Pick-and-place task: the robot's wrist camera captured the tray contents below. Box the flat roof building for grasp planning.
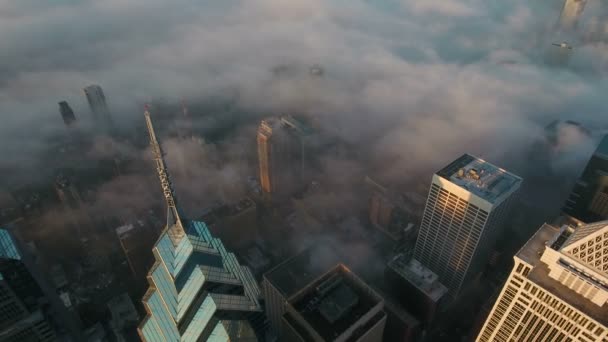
[414,154,522,297]
[476,219,608,341]
[386,255,447,325]
[263,245,341,336]
[282,264,386,342]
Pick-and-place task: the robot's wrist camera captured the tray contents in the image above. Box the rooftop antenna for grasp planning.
[144,105,186,245]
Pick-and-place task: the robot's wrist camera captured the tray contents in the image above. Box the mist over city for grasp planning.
[1,1,607,341]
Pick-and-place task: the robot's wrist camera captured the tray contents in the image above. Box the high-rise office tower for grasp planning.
[558,0,587,31]
[83,84,113,130]
[413,154,522,296]
[138,109,263,342]
[563,135,608,222]
[257,116,312,198]
[0,228,57,341]
[58,101,76,126]
[476,219,608,342]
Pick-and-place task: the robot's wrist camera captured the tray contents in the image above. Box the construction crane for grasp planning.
[144,106,186,245]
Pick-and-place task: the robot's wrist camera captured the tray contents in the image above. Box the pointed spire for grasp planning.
[144,106,186,246]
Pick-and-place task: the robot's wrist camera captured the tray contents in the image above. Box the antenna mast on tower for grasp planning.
[144,106,186,245]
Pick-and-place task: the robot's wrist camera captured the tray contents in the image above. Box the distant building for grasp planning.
[58,101,76,126]
[0,228,59,341]
[257,116,313,199]
[558,0,587,31]
[413,154,522,297]
[108,293,140,342]
[563,135,608,222]
[385,255,448,326]
[199,197,257,250]
[138,110,263,341]
[115,223,156,279]
[54,172,83,210]
[365,177,415,241]
[83,84,113,130]
[476,219,608,341]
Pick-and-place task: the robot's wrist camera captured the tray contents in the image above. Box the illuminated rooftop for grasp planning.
[437,154,522,204]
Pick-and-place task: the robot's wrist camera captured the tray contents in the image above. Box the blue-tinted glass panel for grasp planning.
[0,229,20,260]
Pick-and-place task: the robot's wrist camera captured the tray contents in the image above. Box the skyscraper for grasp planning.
[558,0,587,31]
[0,228,57,341]
[257,116,312,198]
[138,109,263,342]
[83,84,113,130]
[58,101,76,126]
[413,154,522,296]
[476,219,608,341]
[563,135,608,222]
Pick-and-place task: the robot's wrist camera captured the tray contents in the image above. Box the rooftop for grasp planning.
[280,115,314,135]
[288,265,383,341]
[264,245,340,298]
[115,224,135,237]
[387,255,448,302]
[516,223,608,326]
[437,154,522,204]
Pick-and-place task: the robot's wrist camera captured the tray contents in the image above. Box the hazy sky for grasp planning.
[1,0,608,197]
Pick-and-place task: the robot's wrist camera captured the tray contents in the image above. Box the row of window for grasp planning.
[478,264,606,342]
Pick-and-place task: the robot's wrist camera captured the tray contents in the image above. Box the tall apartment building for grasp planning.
[138,110,263,342]
[83,84,113,130]
[558,0,587,31]
[58,101,76,126]
[413,154,522,296]
[476,219,608,342]
[563,135,608,222]
[257,116,312,199]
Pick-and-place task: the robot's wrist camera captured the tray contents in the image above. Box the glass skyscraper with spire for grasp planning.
[138,109,262,342]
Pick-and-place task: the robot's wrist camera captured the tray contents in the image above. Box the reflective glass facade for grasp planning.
[138,219,262,342]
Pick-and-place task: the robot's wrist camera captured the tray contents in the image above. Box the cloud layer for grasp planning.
[2,0,608,221]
